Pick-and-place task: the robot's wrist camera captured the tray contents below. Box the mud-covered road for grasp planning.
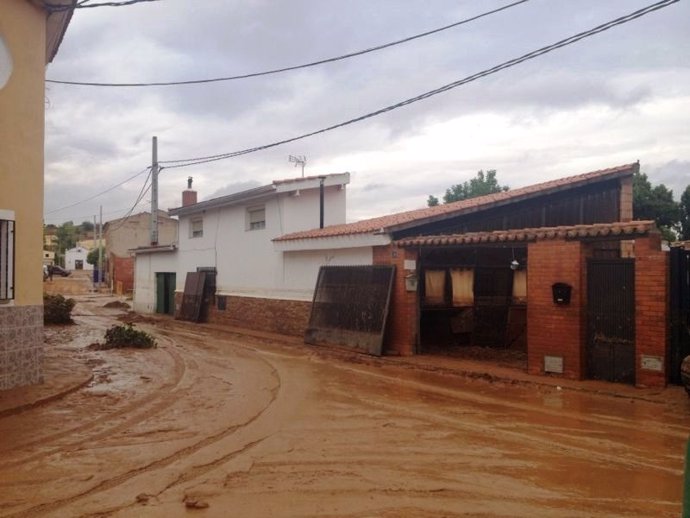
[0,296,687,517]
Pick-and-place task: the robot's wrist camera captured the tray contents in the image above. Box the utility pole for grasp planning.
[98,205,103,289]
[150,136,159,246]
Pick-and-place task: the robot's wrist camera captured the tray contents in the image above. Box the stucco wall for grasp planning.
[175,187,349,299]
[105,212,178,258]
[0,1,45,306]
[133,251,178,313]
[65,247,93,270]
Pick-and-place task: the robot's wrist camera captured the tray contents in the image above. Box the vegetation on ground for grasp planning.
[43,294,76,324]
[97,324,157,349]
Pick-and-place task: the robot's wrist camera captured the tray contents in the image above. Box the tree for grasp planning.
[87,246,104,266]
[680,185,690,240]
[55,221,77,256]
[632,171,680,241]
[428,169,508,206]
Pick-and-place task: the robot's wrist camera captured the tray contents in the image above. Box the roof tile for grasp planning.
[275,163,638,242]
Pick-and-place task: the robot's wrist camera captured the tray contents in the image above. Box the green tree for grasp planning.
[55,221,77,264]
[679,185,690,240]
[86,246,104,266]
[428,169,508,206]
[632,171,680,241]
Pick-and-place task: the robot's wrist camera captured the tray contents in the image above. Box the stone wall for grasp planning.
[0,305,43,390]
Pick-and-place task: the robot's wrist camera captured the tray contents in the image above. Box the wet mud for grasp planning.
[0,295,687,517]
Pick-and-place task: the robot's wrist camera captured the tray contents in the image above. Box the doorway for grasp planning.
[155,272,176,315]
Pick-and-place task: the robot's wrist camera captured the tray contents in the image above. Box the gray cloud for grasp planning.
[43,0,690,225]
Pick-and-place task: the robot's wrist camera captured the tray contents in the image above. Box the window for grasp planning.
[0,215,15,301]
[190,217,203,238]
[247,207,266,231]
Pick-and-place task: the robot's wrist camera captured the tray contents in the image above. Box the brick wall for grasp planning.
[373,244,418,356]
[634,234,668,387]
[112,256,134,294]
[527,240,585,379]
[175,292,311,337]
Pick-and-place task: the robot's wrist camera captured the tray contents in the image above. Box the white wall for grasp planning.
[175,185,355,301]
[65,247,93,271]
[133,251,177,313]
[282,247,373,300]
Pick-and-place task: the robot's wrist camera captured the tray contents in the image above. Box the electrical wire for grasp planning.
[104,179,152,233]
[159,0,678,170]
[45,0,529,87]
[41,0,160,13]
[44,166,151,215]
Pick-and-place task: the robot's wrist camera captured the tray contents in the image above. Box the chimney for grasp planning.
[182,176,197,207]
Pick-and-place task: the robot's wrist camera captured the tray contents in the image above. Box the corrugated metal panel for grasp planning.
[305,265,395,356]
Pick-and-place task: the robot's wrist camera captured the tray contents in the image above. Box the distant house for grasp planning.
[0,0,73,390]
[65,246,93,271]
[104,211,177,295]
[134,163,676,389]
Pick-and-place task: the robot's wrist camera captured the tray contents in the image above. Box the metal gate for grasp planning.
[670,247,690,384]
[305,265,395,355]
[586,259,635,384]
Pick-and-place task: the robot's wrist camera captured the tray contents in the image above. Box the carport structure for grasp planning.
[383,220,666,387]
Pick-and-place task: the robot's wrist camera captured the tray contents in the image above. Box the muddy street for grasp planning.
[0,296,687,517]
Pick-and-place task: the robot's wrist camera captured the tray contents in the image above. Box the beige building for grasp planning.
[0,0,74,390]
[104,211,177,294]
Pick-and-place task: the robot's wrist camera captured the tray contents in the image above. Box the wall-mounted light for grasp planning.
[510,259,520,270]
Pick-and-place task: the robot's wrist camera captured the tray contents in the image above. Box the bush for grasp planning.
[44,294,76,324]
[102,324,156,349]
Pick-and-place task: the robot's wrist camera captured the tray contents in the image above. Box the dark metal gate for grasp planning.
[305,265,395,355]
[586,259,635,384]
[670,247,690,384]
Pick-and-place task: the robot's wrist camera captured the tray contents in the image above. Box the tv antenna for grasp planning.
[289,155,307,177]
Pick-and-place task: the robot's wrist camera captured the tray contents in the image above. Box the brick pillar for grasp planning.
[373,244,418,356]
[634,234,668,387]
[527,239,585,379]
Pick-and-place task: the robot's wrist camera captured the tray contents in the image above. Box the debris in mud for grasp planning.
[89,324,157,350]
[184,498,210,509]
[103,300,131,309]
[136,493,153,504]
[118,311,156,325]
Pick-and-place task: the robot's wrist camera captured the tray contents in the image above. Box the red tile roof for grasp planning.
[396,220,656,247]
[275,163,638,242]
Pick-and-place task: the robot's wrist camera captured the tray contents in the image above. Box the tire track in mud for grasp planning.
[0,333,187,469]
[4,332,284,518]
[324,373,682,477]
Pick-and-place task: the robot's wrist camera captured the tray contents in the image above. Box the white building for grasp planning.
[132,173,371,330]
[65,246,93,271]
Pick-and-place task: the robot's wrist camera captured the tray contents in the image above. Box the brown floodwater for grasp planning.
[0,296,686,517]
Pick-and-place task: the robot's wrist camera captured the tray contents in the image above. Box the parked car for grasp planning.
[49,265,71,277]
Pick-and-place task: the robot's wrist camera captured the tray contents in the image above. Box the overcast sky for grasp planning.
[43,0,690,226]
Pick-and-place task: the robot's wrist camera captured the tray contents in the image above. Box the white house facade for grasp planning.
[65,246,93,271]
[133,173,381,333]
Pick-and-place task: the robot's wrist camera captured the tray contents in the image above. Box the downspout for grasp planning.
[319,176,326,229]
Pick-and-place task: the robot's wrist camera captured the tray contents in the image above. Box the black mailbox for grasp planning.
[552,283,572,305]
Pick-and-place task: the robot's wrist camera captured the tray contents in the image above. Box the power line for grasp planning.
[41,0,160,13]
[46,0,529,87]
[44,167,151,215]
[160,0,678,170]
[104,172,153,232]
